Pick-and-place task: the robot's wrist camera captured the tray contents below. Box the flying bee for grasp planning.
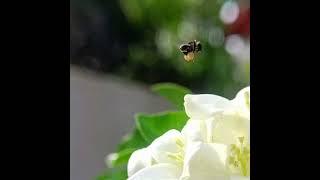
[179,40,202,61]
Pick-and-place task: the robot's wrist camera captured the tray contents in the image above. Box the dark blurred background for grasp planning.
[70,0,249,179]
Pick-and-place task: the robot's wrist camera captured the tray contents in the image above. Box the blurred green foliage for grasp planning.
[116,0,245,98]
[135,111,189,144]
[96,168,127,180]
[151,83,192,110]
[71,0,250,98]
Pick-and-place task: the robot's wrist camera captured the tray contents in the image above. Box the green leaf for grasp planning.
[108,148,136,168]
[151,83,192,110]
[117,128,148,152]
[135,111,189,143]
[106,128,148,168]
[96,168,127,180]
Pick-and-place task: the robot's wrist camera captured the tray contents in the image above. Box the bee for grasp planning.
[179,40,202,61]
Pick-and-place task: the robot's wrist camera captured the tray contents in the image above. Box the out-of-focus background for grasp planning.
[70,0,249,179]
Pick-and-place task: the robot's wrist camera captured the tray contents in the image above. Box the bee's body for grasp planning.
[179,40,202,61]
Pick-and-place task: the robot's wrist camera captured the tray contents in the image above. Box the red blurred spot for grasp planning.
[226,7,250,37]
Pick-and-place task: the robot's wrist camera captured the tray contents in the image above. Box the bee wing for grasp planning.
[179,44,191,52]
[179,43,189,49]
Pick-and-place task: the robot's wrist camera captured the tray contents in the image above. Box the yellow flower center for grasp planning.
[166,137,185,164]
[228,137,250,176]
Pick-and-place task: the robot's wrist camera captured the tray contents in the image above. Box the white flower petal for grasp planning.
[211,112,250,145]
[231,86,250,117]
[149,130,184,165]
[184,94,231,119]
[181,119,208,143]
[230,176,250,180]
[128,148,152,177]
[128,163,181,180]
[234,86,250,105]
[181,142,229,180]
[204,118,217,143]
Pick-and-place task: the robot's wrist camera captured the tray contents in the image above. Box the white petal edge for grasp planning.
[231,86,250,117]
[184,94,231,119]
[181,142,229,180]
[230,175,250,180]
[128,163,181,180]
[127,148,152,177]
[149,129,184,165]
[181,119,208,143]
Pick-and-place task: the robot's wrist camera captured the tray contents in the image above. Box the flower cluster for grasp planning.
[127,86,250,180]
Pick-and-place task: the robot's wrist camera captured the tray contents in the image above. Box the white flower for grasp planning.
[127,86,250,180]
[182,87,250,144]
[184,86,250,121]
[127,148,153,177]
[127,130,230,180]
[182,86,250,177]
[127,130,184,179]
